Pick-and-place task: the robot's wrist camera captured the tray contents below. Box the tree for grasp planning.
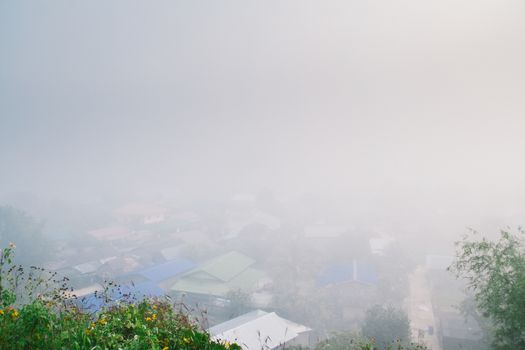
[224,289,252,319]
[361,305,410,349]
[0,206,48,265]
[449,228,525,349]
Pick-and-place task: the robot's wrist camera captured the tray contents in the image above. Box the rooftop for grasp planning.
[209,310,311,350]
[138,258,196,282]
[317,260,378,287]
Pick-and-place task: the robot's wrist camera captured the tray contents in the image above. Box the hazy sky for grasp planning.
[1,1,525,217]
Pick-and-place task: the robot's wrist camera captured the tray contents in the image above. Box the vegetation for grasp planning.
[0,206,49,265]
[224,289,252,319]
[314,332,429,350]
[361,305,411,349]
[0,245,240,350]
[313,305,425,350]
[450,228,525,350]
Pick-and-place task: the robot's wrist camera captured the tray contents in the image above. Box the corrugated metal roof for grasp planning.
[209,310,268,335]
[160,246,183,260]
[76,282,164,313]
[195,251,255,282]
[171,267,265,297]
[209,310,311,350]
[113,281,165,300]
[138,258,196,282]
[317,260,377,287]
[73,260,101,274]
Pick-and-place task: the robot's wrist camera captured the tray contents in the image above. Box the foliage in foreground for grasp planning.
[450,228,525,350]
[0,245,239,350]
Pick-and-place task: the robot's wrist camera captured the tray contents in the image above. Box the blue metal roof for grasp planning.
[317,260,378,287]
[76,293,104,314]
[76,282,165,313]
[112,281,165,300]
[138,258,196,282]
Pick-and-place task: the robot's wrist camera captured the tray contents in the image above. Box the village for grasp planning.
[37,193,483,350]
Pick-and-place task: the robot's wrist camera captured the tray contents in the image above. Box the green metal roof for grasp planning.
[171,267,265,297]
[169,251,264,297]
[187,251,255,282]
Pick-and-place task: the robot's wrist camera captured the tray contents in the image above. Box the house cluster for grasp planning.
[43,196,400,349]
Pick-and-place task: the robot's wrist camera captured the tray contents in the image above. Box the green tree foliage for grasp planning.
[361,305,410,349]
[450,228,525,349]
[224,289,252,319]
[0,206,48,265]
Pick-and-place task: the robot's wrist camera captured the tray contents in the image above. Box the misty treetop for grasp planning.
[450,228,525,350]
[0,206,49,265]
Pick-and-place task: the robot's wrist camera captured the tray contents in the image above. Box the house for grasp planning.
[171,251,269,299]
[152,211,202,233]
[316,260,378,329]
[96,255,143,277]
[369,236,395,256]
[138,258,196,286]
[209,310,312,350]
[317,260,378,287]
[75,281,165,313]
[224,210,281,240]
[73,260,102,275]
[159,245,183,261]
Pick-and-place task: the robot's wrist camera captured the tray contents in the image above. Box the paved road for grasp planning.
[407,266,441,350]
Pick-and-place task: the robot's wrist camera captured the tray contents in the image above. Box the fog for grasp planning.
[1,0,525,347]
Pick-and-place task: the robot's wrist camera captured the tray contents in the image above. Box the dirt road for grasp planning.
[407,266,441,350]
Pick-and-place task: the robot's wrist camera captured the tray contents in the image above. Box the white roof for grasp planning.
[73,261,101,274]
[65,283,103,298]
[369,236,394,256]
[160,245,182,260]
[209,310,311,350]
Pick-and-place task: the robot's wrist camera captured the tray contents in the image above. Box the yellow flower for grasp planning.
[0,309,4,315]
[223,340,231,349]
[86,329,92,335]
[162,347,168,350]
[152,314,157,320]
[11,310,19,318]
[183,337,191,344]
[145,317,152,322]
